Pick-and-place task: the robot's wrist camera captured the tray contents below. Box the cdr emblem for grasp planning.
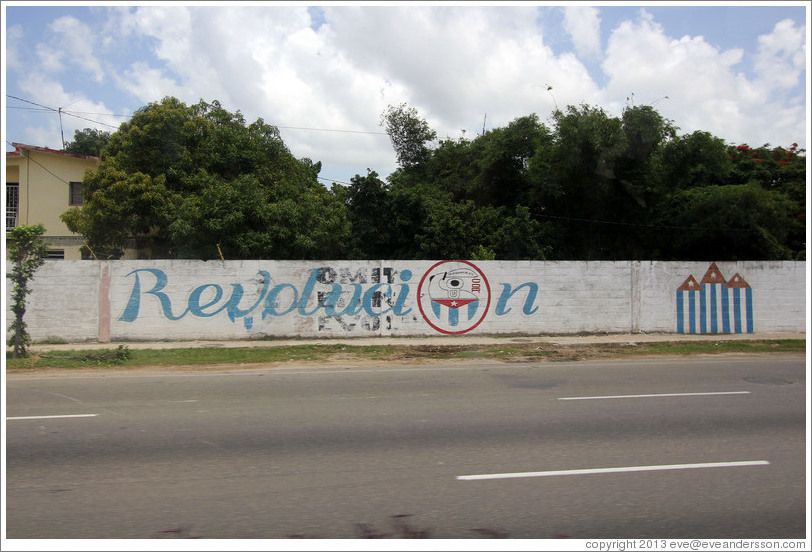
[417,260,491,335]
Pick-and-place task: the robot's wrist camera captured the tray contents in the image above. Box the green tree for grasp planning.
[62,97,349,259]
[531,103,632,259]
[380,113,554,260]
[427,114,553,209]
[662,183,799,260]
[416,199,498,259]
[378,101,803,262]
[658,130,731,191]
[63,127,112,157]
[381,103,437,169]
[725,142,806,259]
[383,176,443,259]
[342,170,394,259]
[6,224,50,358]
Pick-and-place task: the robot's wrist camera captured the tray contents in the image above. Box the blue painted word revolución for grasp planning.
[118,267,540,325]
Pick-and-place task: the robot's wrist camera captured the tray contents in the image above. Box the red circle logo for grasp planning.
[417,260,491,334]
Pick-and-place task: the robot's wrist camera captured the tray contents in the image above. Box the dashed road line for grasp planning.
[7,414,98,421]
[557,391,750,401]
[457,460,770,481]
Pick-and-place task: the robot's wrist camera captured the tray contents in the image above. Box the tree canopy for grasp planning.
[63,128,111,157]
[63,97,805,261]
[62,97,349,260]
[375,102,805,261]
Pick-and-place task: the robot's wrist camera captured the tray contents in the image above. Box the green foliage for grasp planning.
[662,183,800,260]
[6,224,50,358]
[37,345,132,366]
[381,103,437,169]
[342,171,395,259]
[382,101,803,261]
[63,128,112,157]
[62,97,349,259]
[658,131,731,190]
[470,245,496,261]
[60,96,805,262]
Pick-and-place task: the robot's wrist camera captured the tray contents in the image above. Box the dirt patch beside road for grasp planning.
[8,340,804,377]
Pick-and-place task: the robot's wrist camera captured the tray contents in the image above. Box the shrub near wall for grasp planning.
[6,260,806,343]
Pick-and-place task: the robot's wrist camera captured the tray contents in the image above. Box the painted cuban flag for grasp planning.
[427,268,482,329]
[430,297,481,328]
[699,262,727,334]
[725,273,754,334]
[676,275,702,334]
[677,263,753,334]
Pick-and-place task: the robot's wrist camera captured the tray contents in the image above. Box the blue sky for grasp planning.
[3,3,808,187]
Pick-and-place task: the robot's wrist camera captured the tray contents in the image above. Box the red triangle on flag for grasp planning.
[677,275,701,291]
[432,298,477,310]
[700,262,727,284]
[725,273,751,288]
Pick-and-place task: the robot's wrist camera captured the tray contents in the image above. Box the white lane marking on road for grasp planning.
[457,460,770,481]
[6,414,98,420]
[557,391,751,401]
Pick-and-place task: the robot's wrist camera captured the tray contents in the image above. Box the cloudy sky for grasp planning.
[3,2,808,187]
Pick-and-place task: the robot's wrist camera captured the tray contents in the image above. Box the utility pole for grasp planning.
[59,107,65,149]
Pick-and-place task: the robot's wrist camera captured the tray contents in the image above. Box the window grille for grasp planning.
[69,182,84,205]
[6,182,19,230]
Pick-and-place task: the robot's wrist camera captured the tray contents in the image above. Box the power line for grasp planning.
[60,110,120,129]
[7,136,353,187]
[317,176,352,186]
[6,94,388,136]
[5,140,74,185]
[533,211,754,234]
[276,125,386,136]
[59,110,130,118]
[6,95,57,113]
[6,106,53,113]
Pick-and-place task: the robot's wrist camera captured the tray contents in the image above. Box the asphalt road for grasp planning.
[5,355,807,540]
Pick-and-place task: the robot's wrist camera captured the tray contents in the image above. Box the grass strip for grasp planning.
[5,339,805,371]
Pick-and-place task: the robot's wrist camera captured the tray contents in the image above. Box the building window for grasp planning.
[69,181,84,205]
[46,249,65,260]
[6,182,19,230]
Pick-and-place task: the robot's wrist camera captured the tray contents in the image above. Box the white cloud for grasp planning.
[598,9,807,148]
[35,43,65,74]
[563,6,602,60]
[47,16,105,82]
[602,11,742,102]
[115,61,189,104]
[753,18,806,90]
[7,5,805,178]
[319,6,596,135]
[127,7,193,68]
[16,73,121,149]
[5,24,25,68]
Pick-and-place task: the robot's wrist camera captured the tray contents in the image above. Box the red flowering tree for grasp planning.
[726,142,806,258]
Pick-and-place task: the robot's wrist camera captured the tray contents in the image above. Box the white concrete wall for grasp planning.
[4,260,101,342]
[5,260,806,343]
